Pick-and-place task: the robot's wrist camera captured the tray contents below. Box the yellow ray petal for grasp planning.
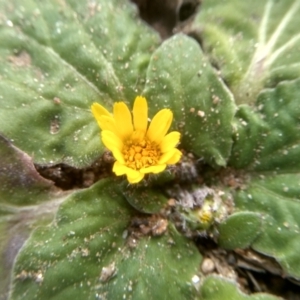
[91,103,111,119]
[97,115,117,133]
[113,161,129,175]
[133,96,148,132]
[112,148,125,164]
[113,102,133,140]
[127,172,145,184]
[158,148,179,164]
[101,130,123,151]
[130,129,145,142]
[165,148,182,164]
[113,162,144,183]
[140,164,166,174]
[125,168,140,178]
[160,131,181,153]
[147,109,173,144]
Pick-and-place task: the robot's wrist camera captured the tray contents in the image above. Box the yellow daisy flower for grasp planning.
[91,96,182,183]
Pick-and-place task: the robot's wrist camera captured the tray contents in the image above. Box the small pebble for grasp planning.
[201,258,215,274]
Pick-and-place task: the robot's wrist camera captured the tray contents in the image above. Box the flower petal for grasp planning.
[160,131,181,153]
[101,130,123,151]
[127,172,145,184]
[130,129,145,141]
[97,115,117,133]
[112,148,125,164]
[165,149,182,164]
[91,103,114,131]
[91,103,111,119]
[113,162,144,183]
[113,102,133,140]
[140,164,166,174]
[147,109,173,143]
[113,161,130,175]
[133,96,148,132]
[158,148,180,164]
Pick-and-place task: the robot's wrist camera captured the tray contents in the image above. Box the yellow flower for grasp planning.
[91,96,182,183]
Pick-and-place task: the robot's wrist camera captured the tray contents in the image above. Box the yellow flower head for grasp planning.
[91,96,182,183]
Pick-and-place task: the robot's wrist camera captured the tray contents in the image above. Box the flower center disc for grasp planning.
[122,137,161,170]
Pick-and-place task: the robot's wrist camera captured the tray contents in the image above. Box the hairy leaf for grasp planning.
[235,174,300,279]
[0,0,159,167]
[144,34,236,166]
[197,0,300,104]
[199,275,281,300]
[10,179,202,300]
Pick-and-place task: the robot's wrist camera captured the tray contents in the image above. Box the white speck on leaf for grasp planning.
[6,20,13,27]
[100,262,116,283]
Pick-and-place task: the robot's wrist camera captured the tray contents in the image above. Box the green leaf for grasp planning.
[217,212,262,250]
[230,79,300,171]
[97,228,201,300]
[227,43,300,279]
[0,134,54,206]
[10,179,202,300]
[121,184,169,214]
[0,134,64,299]
[199,275,281,300]
[0,0,159,167]
[196,0,300,104]
[235,174,300,279]
[143,34,236,167]
[10,179,134,300]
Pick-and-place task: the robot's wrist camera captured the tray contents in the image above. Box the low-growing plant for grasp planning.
[1,0,300,299]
